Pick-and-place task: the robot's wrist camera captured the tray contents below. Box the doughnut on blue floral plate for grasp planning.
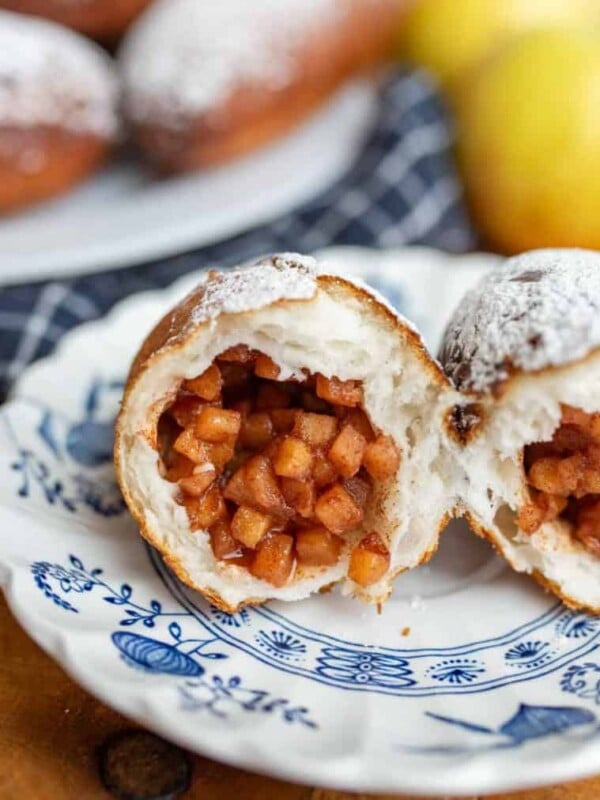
[2,246,600,796]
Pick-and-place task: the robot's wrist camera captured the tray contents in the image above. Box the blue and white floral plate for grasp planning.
[2,247,600,797]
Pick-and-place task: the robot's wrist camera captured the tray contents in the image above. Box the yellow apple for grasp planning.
[456,28,600,253]
[401,0,599,90]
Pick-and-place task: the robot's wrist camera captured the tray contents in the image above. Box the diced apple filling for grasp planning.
[296,528,343,566]
[348,533,391,587]
[519,404,600,556]
[157,349,401,588]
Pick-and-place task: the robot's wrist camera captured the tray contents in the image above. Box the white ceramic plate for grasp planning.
[3,247,600,797]
[0,82,376,287]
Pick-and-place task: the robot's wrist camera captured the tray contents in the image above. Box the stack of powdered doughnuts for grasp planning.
[0,0,404,212]
[115,247,600,616]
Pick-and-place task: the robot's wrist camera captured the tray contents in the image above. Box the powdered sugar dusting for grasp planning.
[441,249,600,392]
[179,254,318,335]
[119,0,342,128]
[0,10,118,136]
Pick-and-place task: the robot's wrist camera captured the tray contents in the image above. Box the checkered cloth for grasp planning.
[0,72,475,402]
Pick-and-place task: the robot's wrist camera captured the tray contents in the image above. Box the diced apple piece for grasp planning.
[250,533,295,587]
[328,424,366,478]
[315,483,363,534]
[240,412,273,449]
[209,519,244,560]
[518,493,567,534]
[296,527,342,567]
[270,408,298,434]
[169,395,205,428]
[218,344,256,363]
[528,453,585,495]
[312,454,338,487]
[316,374,362,407]
[245,455,289,517]
[184,485,226,530]
[273,436,313,480]
[577,467,600,496]
[173,428,211,464]
[552,424,592,452]
[281,477,315,518]
[194,407,241,443]
[348,533,390,587]
[362,434,401,480]
[179,464,216,496]
[293,411,337,448]
[517,501,545,535]
[184,364,222,401]
[225,455,288,517]
[231,506,272,549]
[344,408,375,442]
[208,439,236,472]
[163,451,195,482]
[256,383,292,410]
[223,464,252,507]
[255,354,281,380]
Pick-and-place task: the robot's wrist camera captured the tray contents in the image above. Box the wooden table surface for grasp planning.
[1,596,599,799]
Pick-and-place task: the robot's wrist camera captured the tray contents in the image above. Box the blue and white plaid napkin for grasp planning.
[0,72,474,402]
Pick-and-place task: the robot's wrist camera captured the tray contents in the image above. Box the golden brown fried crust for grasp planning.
[0,126,111,213]
[463,509,600,616]
[114,265,449,611]
[127,0,404,173]
[0,0,153,40]
[126,280,209,382]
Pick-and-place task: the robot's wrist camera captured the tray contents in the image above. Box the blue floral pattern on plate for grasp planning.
[28,549,600,752]
[30,554,317,729]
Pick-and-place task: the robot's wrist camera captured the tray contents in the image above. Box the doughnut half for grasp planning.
[441,248,600,613]
[115,254,455,611]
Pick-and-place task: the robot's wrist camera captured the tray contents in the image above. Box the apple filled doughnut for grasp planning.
[0,0,153,40]
[440,248,600,613]
[115,254,455,611]
[0,11,119,213]
[119,0,402,173]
